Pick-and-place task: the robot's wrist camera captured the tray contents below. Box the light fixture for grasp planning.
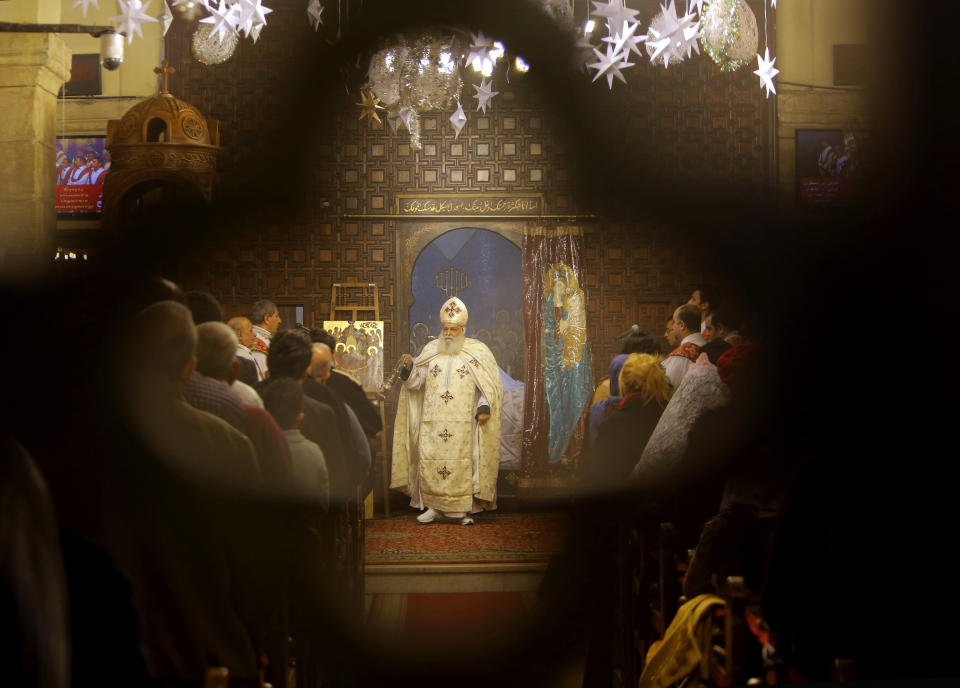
[515,56,530,73]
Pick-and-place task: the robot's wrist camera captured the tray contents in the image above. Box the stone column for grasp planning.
[0,33,71,283]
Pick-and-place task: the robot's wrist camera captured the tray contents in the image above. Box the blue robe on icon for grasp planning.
[543,290,592,463]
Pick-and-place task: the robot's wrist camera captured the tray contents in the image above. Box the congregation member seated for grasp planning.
[194,321,293,489]
[307,343,371,491]
[261,330,355,502]
[115,300,268,685]
[590,331,660,405]
[261,378,330,510]
[682,343,785,599]
[586,354,628,445]
[584,353,672,492]
[309,328,383,437]
[631,344,732,541]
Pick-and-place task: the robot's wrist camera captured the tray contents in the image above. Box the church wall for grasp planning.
[164,0,772,388]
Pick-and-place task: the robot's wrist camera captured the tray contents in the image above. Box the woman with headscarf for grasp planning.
[584,353,673,491]
[586,353,628,447]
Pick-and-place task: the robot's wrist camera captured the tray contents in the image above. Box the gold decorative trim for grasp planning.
[396,193,544,217]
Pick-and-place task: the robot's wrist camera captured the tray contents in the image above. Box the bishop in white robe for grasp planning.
[391,297,503,525]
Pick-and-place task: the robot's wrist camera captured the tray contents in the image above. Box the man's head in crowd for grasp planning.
[688,285,719,320]
[664,318,679,348]
[128,301,197,388]
[705,304,741,343]
[261,378,303,431]
[700,339,733,365]
[227,316,256,349]
[672,304,701,341]
[266,330,313,381]
[195,322,240,382]
[252,300,281,334]
[310,343,334,382]
[308,328,337,350]
[184,291,223,325]
[621,331,661,356]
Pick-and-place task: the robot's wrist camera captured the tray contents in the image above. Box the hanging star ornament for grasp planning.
[602,19,645,59]
[160,0,173,36]
[472,77,499,114]
[770,0,776,7]
[199,0,238,44]
[449,101,467,139]
[72,0,99,18]
[754,47,779,97]
[357,89,386,125]
[398,106,416,131]
[306,0,323,31]
[465,31,495,69]
[233,0,272,40]
[644,0,698,68]
[587,41,634,89]
[110,0,158,43]
[590,0,639,34]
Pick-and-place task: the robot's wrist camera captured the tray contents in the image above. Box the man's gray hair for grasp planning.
[195,321,239,380]
[251,299,276,326]
[129,300,196,381]
[311,342,333,378]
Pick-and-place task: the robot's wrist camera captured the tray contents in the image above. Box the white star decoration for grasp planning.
[233,0,271,40]
[754,47,779,97]
[199,0,238,44]
[587,41,634,89]
[590,0,639,34]
[771,0,777,7]
[466,31,495,69]
[449,101,467,138]
[306,0,323,31]
[110,0,158,43]
[72,0,100,18]
[602,19,645,59]
[472,77,499,114]
[398,106,416,131]
[644,0,699,68]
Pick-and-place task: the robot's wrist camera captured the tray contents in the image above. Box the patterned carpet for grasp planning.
[365,512,569,564]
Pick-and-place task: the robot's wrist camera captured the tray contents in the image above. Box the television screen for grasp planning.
[56,136,109,216]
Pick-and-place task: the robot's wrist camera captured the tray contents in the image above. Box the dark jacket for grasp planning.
[326,369,382,435]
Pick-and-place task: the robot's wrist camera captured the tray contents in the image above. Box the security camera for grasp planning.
[99,30,124,71]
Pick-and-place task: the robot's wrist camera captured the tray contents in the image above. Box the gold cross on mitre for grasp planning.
[154,60,176,94]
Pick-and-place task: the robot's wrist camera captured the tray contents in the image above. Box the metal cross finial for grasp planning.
[154,60,176,94]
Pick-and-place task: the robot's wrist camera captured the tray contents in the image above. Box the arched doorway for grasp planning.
[407,227,524,380]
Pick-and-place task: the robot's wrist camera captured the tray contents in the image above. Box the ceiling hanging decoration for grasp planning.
[191,20,238,64]
[753,0,778,97]
[364,31,463,150]
[700,0,759,72]
[644,0,699,68]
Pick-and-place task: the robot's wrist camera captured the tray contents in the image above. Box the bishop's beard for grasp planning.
[439,332,466,355]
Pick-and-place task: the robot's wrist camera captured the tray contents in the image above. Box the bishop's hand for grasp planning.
[477,413,490,425]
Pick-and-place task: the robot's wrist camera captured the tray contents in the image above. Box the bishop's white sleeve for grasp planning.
[403,362,427,390]
[475,391,490,413]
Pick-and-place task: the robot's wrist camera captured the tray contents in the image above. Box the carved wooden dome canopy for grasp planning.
[110,91,218,147]
[102,62,221,229]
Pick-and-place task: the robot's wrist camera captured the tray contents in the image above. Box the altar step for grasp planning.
[365,560,547,595]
